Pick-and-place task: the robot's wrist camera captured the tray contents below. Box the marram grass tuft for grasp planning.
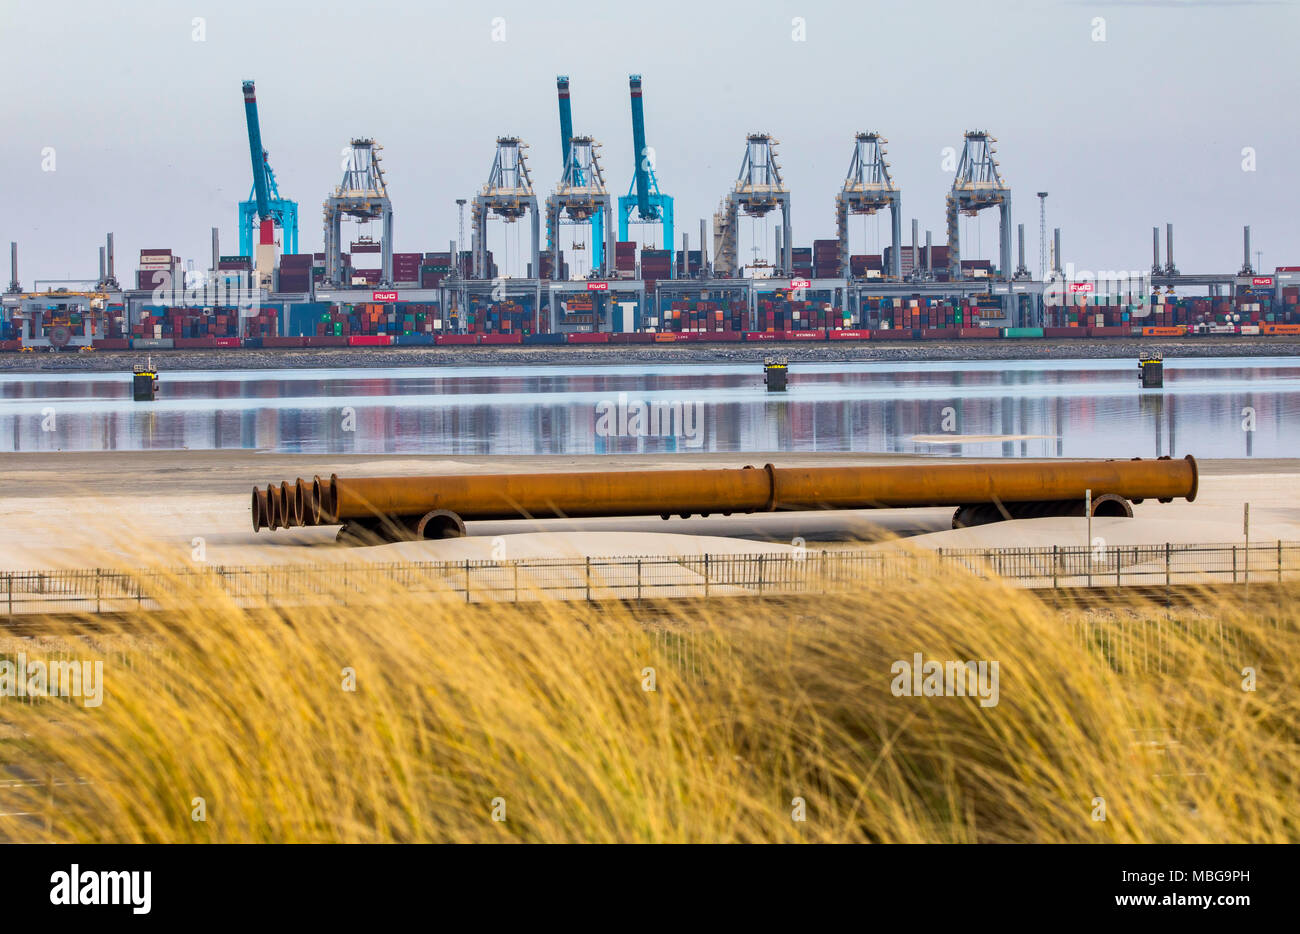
[0,562,1295,843]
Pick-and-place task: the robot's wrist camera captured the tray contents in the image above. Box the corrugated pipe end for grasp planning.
[265,484,280,531]
[251,487,267,532]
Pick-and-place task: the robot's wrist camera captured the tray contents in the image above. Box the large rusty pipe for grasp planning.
[253,457,1197,532]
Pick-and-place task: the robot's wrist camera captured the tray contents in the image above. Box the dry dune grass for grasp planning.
[0,560,1295,843]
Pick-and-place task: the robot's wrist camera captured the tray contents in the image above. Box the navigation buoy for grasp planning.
[132,357,159,401]
[1138,351,1164,389]
[764,356,788,392]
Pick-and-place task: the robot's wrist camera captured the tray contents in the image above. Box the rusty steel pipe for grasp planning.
[252,457,1197,533]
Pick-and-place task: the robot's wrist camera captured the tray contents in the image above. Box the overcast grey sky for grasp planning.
[3,0,1297,283]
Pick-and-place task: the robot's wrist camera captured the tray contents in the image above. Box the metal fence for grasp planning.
[2,542,1298,618]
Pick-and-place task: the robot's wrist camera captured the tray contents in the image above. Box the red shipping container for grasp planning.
[565,332,611,343]
[742,331,778,342]
[828,329,871,341]
[479,333,523,344]
[781,329,827,341]
[435,334,480,346]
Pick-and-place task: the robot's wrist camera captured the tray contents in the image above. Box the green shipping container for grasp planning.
[1002,327,1045,339]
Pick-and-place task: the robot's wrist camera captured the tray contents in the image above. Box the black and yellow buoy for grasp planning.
[764,356,788,392]
[1138,351,1163,389]
[132,359,159,401]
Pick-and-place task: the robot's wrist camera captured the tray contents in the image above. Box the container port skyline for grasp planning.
[1,0,1297,871]
[4,0,1297,284]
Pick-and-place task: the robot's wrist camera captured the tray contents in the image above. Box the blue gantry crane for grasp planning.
[617,75,673,250]
[238,80,299,258]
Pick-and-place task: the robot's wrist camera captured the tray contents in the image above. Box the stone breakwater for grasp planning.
[0,337,1296,374]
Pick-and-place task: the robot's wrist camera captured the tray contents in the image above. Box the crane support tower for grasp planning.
[238,81,299,259]
[546,135,615,277]
[472,137,541,279]
[617,75,674,250]
[945,131,1012,282]
[713,133,791,277]
[836,132,900,279]
[323,139,393,286]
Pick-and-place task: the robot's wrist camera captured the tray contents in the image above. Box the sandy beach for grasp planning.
[0,450,1294,570]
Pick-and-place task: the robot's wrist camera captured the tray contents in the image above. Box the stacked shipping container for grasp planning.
[278,254,312,293]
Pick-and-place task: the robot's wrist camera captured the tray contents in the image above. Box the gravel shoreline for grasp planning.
[1,336,1296,373]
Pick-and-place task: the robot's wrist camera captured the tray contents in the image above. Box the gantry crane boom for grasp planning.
[242,81,272,222]
[629,75,653,219]
[617,75,674,251]
[557,76,575,173]
[237,80,298,258]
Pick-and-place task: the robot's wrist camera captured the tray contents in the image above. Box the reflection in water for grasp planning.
[1,357,1296,458]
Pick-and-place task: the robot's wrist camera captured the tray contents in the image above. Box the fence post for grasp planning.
[1116,546,1121,588]
[95,568,101,614]
[1280,541,1284,584]
[704,553,710,599]
[584,557,591,603]
[1165,542,1171,589]
[758,554,765,596]
[636,559,642,602]
[513,561,519,603]
[1052,545,1058,588]
[1232,546,1238,584]
[465,559,471,603]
